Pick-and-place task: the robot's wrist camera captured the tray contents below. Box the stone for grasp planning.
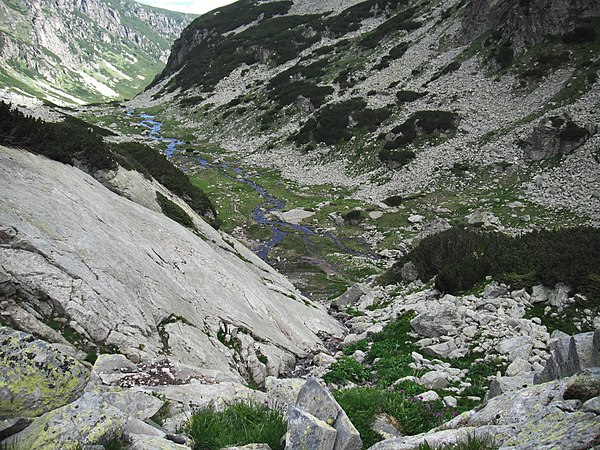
[124,417,166,439]
[582,397,600,414]
[505,358,532,377]
[314,353,337,367]
[548,283,571,307]
[221,445,272,450]
[482,282,508,298]
[423,341,455,359]
[331,284,376,310]
[0,327,89,419]
[408,214,424,223]
[496,336,533,362]
[563,369,600,402]
[351,350,366,364]
[525,115,591,161]
[416,391,440,402]
[419,371,450,389]
[296,377,343,425]
[285,406,336,450]
[443,396,457,408]
[295,378,361,450]
[411,309,465,338]
[7,392,127,448]
[465,210,500,229]
[0,417,32,441]
[0,271,16,296]
[273,208,315,225]
[100,389,165,421]
[128,435,191,449]
[265,377,305,414]
[400,261,419,282]
[146,381,267,411]
[367,427,500,450]
[488,373,535,398]
[530,285,552,303]
[372,413,402,440]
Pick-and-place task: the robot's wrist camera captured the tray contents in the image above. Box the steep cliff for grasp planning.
[0,0,194,105]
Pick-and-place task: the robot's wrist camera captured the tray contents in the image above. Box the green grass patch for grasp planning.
[184,402,286,450]
[334,386,458,448]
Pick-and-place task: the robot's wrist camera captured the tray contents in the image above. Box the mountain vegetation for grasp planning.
[0,101,216,223]
[0,0,194,105]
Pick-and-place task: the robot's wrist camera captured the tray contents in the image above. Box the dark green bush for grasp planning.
[359,7,419,49]
[383,195,403,206]
[0,101,115,170]
[559,120,589,142]
[494,42,514,69]
[112,142,216,224]
[381,227,600,303]
[156,192,196,230]
[343,209,364,223]
[563,26,598,44]
[379,149,416,167]
[396,90,426,103]
[293,98,389,145]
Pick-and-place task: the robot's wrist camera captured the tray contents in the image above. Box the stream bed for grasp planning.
[131,112,367,263]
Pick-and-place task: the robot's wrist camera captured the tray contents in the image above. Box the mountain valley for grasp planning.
[1,0,600,449]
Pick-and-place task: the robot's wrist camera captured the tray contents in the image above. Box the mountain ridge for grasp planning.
[0,0,195,105]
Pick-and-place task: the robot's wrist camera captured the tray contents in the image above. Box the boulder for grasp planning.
[331,284,376,310]
[525,115,592,161]
[488,373,535,398]
[496,336,533,362]
[0,327,89,419]
[505,358,532,377]
[294,378,361,450]
[0,145,344,379]
[410,309,465,338]
[7,392,127,449]
[285,406,336,450]
[128,435,191,449]
[265,377,305,414]
[372,413,402,440]
[419,371,450,389]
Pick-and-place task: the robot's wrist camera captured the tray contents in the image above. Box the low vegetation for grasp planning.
[0,102,216,225]
[293,98,391,145]
[156,191,196,230]
[184,402,286,450]
[382,227,600,304]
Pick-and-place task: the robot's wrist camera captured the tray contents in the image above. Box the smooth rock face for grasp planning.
[0,327,89,419]
[8,392,127,449]
[285,406,337,450]
[0,146,343,378]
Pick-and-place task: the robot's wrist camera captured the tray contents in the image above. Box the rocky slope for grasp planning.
[0,0,194,105]
[0,144,344,384]
[136,0,599,230]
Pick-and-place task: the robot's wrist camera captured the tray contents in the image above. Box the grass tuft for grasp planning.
[185,402,286,450]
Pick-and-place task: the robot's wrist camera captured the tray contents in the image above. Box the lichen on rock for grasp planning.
[0,327,89,419]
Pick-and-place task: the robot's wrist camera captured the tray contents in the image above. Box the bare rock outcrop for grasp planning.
[0,146,344,381]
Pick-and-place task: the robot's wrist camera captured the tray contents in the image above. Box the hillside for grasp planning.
[0,0,194,105]
[81,0,600,299]
[1,0,600,448]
